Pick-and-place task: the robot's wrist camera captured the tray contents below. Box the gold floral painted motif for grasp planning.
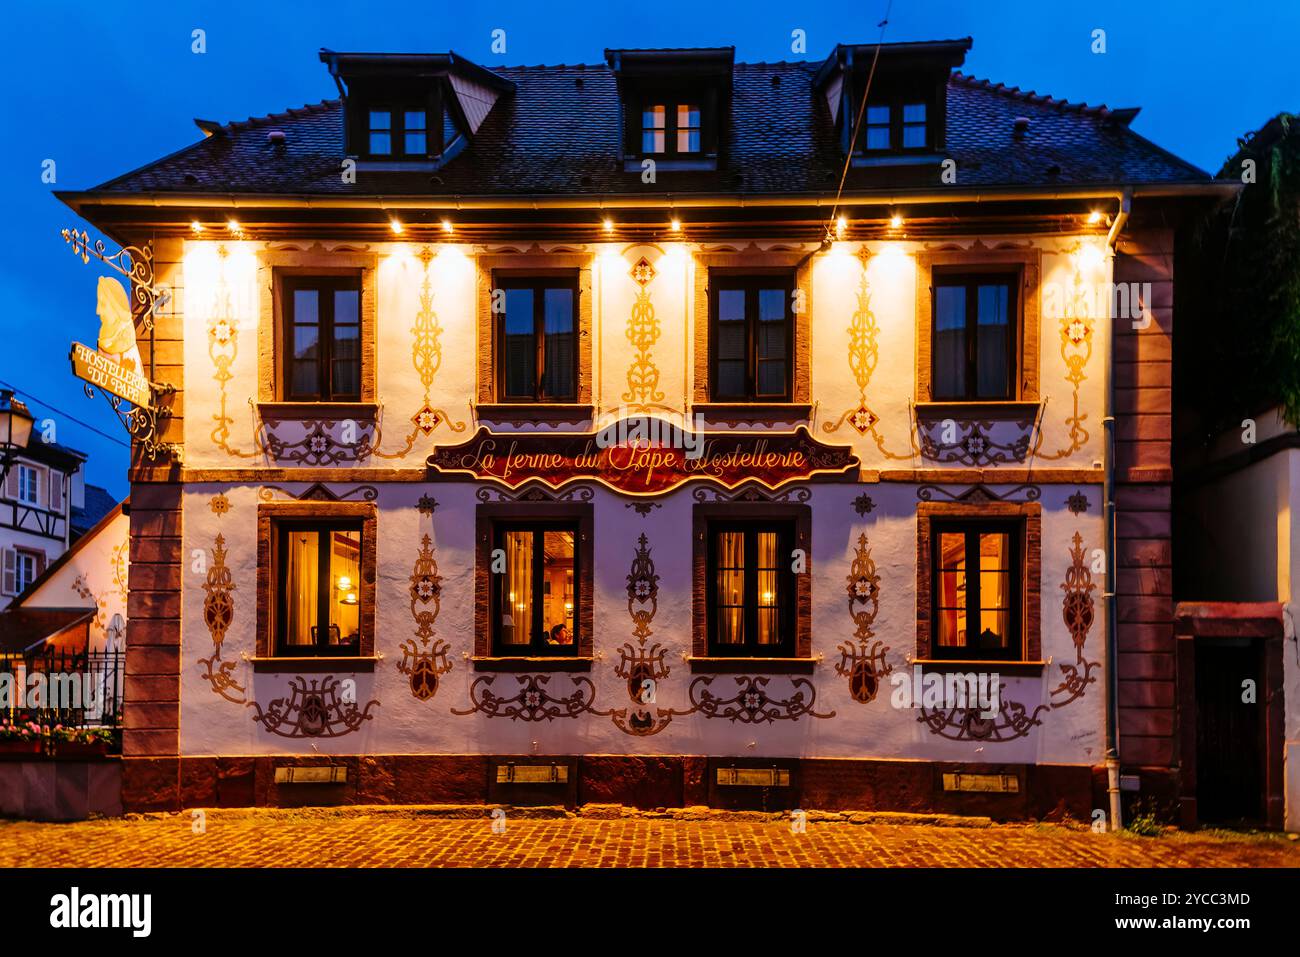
[822,246,918,460]
[621,256,666,410]
[1032,256,1094,460]
[197,532,246,705]
[609,531,673,736]
[398,533,453,702]
[836,532,892,705]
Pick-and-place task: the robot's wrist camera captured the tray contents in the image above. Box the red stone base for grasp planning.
[122,754,1101,822]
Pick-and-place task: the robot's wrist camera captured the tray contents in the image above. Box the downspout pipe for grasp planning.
[1103,189,1132,831]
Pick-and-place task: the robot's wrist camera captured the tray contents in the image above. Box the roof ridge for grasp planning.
[225,98,341,130]
[951,71,1119,116]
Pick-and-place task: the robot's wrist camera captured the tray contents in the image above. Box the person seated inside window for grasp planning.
[547,623,572,646]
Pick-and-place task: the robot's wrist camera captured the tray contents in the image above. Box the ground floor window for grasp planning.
[931,521,1022,660]
[492,522,579,655]
[256,501,376,660]
[706,520,796,657]
[916,501,1041,663]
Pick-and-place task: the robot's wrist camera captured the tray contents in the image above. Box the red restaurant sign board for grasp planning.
[426,420,860,495]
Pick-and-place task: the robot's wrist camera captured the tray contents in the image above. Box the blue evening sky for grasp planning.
[2,0,1295,499]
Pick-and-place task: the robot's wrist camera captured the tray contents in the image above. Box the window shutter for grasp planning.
[3,465,16,499]
[623,91,640,156]
[1,548,15,596]
[50,472,63,512]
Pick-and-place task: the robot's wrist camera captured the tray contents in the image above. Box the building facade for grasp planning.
[57,40,1233,819]
[1,437,92,610]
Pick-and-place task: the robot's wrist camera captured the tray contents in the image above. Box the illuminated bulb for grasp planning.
[390,218,404,235]
[836,215,847,238]
[889,214,903,230]
[227,219,242,236]
[337,575,353,591]
[1087,210,1103,224]
[342,591,358,606]
[603,217,614,233]
[190,221,203,234]
[762,592,773,603]
[670,217,681,231]
[441,219,453,234]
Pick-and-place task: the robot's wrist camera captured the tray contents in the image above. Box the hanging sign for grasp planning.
[69,342,152,408]
[426,418,859,495]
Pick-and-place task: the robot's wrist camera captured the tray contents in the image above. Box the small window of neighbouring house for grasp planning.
[859,96,931,153]
[932,522,1022,661]
[706,520,796,657]
[931,272,1018,401]
[495,275,578,402]
[641,100,703,156]
[281,274,362,402]
[902,102,927,148]
[865,104,891,150]
[14,550,40,593]
[492,522,579,656]
[276,520,364,657]
[17,465,40,506]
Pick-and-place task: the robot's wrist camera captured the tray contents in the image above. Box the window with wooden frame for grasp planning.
[15,464,40,506]
[706,520,797,658]
[930,270,1019,401]
[709,272,794,402]
[494,274,579,403]
[281,275,362,402]
[915,249,1040,405]
[474,502,593,668]
[366,106,431,158]
[641,100,704,155]
[275,519,364,657]
[490,521,580,657]
[930,520,1022,661]
[852,76,938,155]
[256,502,377,665]
[2,546,44,596]
[915,500,1041,666]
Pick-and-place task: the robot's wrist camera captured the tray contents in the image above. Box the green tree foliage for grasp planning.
[1185,114,1300,430]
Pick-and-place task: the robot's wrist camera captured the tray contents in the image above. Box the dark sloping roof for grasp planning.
[70,484,118,541]
[86,58,1210,199]
[0,608,93,656]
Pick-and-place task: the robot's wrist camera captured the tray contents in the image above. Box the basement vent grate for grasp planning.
[274,766,347,785]
[716,768,791,788]
[495,763,569,784]
[942,772,1019,793]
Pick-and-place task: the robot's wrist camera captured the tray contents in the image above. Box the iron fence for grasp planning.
[1,647,124,731]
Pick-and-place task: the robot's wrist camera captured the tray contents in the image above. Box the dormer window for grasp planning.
[319,49,515,165]
[862,100,929,152]
[816,39,970,161]
[606,47,733,169]
[367,107,430,157]
[641,102,703,155]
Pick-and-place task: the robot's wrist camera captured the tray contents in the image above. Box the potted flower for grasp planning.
[0,719,46,756]
[51,725,116,758]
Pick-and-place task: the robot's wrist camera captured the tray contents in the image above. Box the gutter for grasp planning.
[54,182,1238,216]
[1103,188,1132,831]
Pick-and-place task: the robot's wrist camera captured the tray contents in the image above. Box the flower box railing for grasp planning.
[0,648,123,757]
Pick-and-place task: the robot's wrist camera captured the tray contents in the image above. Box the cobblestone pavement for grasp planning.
[2,807,1298,867]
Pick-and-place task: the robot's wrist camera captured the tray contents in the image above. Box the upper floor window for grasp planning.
[276,519,363,657]
[17,465,40,506]
[642,102,702,155]
[931,521,1022,661]
[495,275,578,403]
[931,271,1018,401]
[282,275,362,402]
[706,520,796,657]
[709,273,793,401]
[859,98,931,153]
[492,522,579,656]
[367,107,431,158]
